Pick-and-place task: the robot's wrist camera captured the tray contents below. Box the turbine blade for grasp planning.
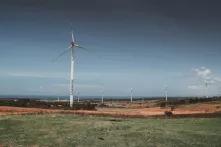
[71,32,75,42]
[77,45,89,52]
[52,48,70,62]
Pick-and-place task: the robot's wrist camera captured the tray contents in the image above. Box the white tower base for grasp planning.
[70,48,75,108]
[130,88,133,103]
[70,95,73,107]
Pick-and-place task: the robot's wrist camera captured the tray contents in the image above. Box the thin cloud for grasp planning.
[193,67,220,84]
[188,67,221,96]
[6,71,68,79]
[194,66,212,80]
[187,85,202,90]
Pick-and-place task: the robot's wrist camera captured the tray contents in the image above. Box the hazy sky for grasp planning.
[0,0,221,97]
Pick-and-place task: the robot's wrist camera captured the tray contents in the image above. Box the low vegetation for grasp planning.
[0,99,96,110]
[158,97,221,108]
[0,114,221,147]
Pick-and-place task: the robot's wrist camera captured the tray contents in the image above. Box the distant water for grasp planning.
[0,95,165,100]
[0,95,207,101]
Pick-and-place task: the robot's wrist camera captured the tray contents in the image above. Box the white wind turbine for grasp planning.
[164,85,168,101]
[204,80,209,98]
[130,88,134,103]
[55,32,85,107]
[101,88,104,103]
[68,32,86,107]
[76,90,80,102]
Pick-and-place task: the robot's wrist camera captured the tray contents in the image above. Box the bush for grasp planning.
[160,102,166,108]
[97,103,108,108]
[0,99,97,110]
[71,102,97,110]
[170,105,175,111]
[164,111,173,117]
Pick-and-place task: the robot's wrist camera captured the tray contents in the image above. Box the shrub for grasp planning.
[160,102,166,108]
[164,111,173,117]
[0,99,97,110]
[170,105,175,111]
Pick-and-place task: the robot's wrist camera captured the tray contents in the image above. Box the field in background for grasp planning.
[0,98,221,117]
[0,114,221,147]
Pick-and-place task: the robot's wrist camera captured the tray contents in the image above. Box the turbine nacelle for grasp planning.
[69,41,79,48]
[69,32,81,48]
[53,32,87,62]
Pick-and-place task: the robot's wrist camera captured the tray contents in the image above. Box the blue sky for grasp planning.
[0,0,221,97]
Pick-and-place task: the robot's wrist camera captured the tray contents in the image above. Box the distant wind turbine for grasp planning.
[164,85,168,101]
[101,88,104,103]
[130,88,134,103]
[55,31,85,107]
[204,80,209,98]
[76,90,80,102]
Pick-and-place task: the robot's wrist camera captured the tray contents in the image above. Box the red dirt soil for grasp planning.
[0,102,221,118]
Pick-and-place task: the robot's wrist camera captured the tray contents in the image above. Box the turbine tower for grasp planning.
[76,90,80,103]
[204,80,208,98]
[165,86,168,101]
[101,88,104,103]
[130,88,134,103]
[69,32,82,107]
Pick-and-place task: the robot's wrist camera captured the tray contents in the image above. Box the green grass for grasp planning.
[0,114,221,147]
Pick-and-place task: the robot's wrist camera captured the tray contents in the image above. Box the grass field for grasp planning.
[0,114,221,147]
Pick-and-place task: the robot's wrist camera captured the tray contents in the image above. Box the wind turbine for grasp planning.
[164,85,168,101]
[204,80,209,98]
[130,88,134,103]
[101,88,104,104]
[68,32,85,107]
[55,32,85,107]
[76,90,80,102]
